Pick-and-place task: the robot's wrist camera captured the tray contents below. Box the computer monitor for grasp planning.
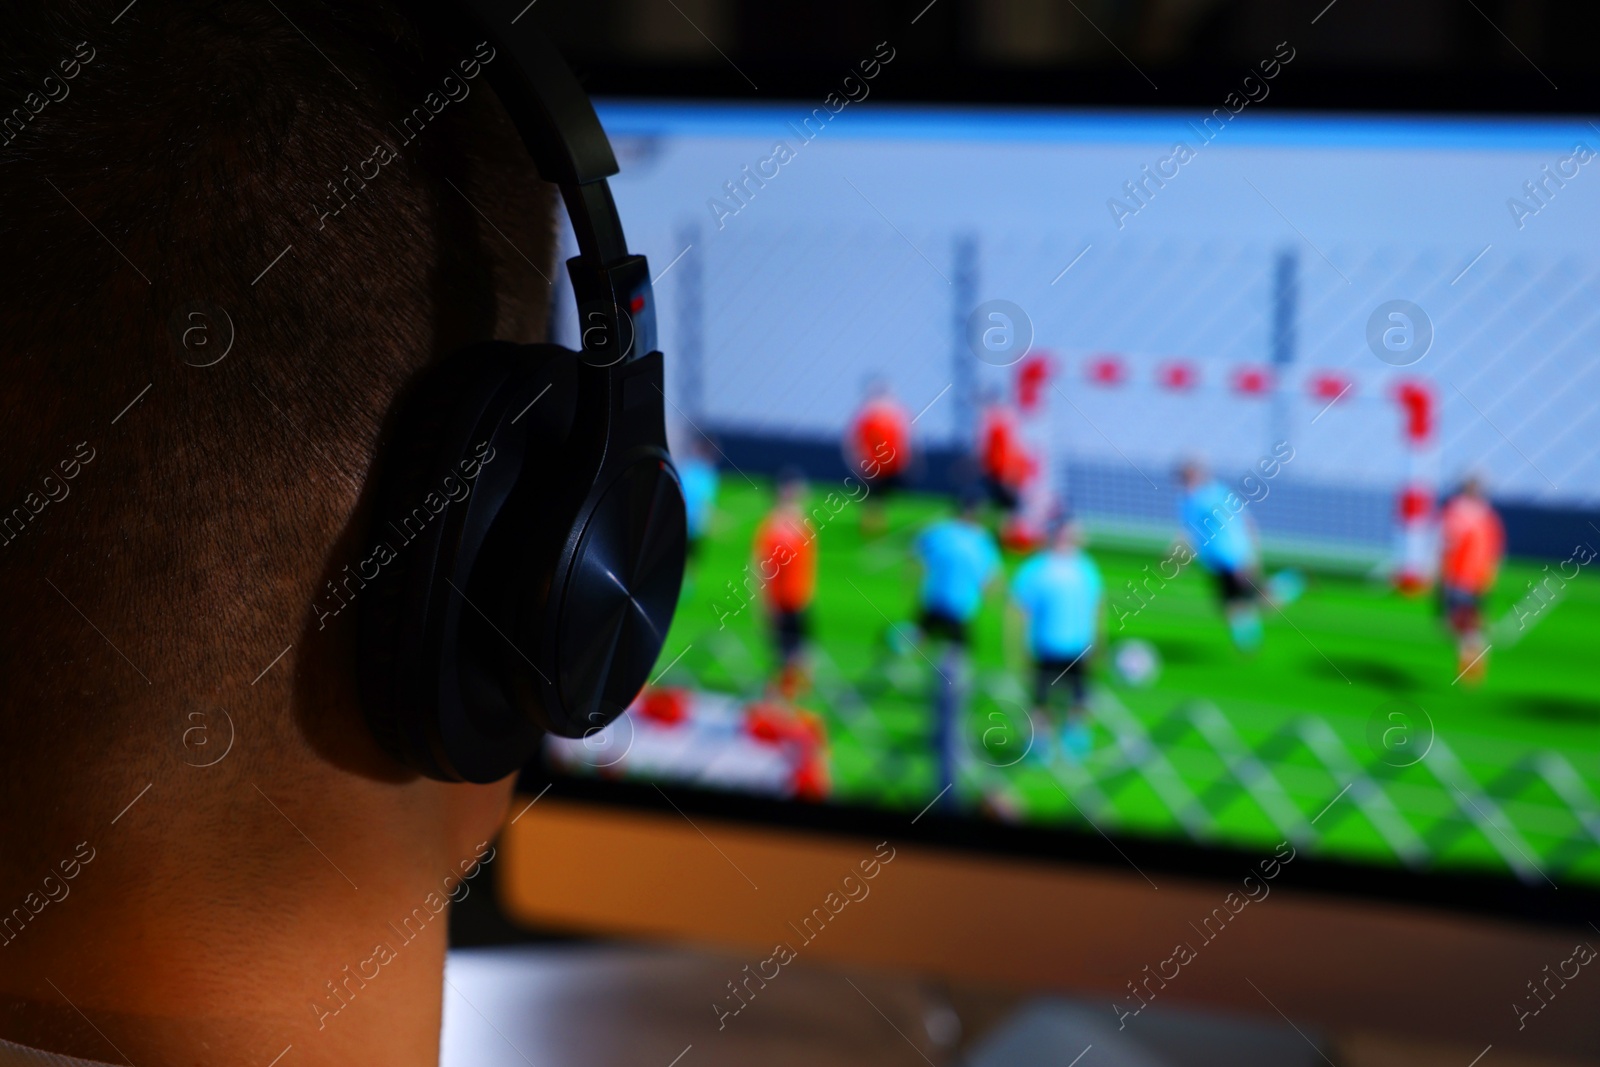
[503,81,1600,1055]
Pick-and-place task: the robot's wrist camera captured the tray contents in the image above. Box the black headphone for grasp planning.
[357,0,687,783]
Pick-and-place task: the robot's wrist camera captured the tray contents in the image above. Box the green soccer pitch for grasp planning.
[654,478,1600,889]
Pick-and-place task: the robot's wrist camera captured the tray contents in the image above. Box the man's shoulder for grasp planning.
[1011,554,1043,584]
[756,514,793,547]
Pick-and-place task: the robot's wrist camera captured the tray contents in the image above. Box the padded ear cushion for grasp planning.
[535,364,687,737]
[435,345,686,746]
[358,341,581,782]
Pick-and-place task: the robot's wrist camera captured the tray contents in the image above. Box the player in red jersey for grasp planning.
[754,468,820,699]
[845,377,911,536]
[977,387,1031,520]
[1438,475,1506,684]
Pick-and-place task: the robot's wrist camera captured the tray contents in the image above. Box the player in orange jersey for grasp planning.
[1438,475,1506,684]
[977,387,1031,520]
[754,468,820,699]
[845,377,911,536]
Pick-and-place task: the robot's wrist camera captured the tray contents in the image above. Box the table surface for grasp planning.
[441,944,1597,1067]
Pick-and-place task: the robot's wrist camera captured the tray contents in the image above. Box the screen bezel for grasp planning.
[526,60,1600,929]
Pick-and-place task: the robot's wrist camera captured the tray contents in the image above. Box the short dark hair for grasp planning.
[0,2,556,819]
[776,465,807,492]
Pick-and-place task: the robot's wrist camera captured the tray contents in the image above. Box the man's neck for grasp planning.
[1,892,450,1067]
[0,822,458,1067]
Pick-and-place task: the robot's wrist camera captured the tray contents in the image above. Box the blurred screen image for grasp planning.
[544,100,1600,891]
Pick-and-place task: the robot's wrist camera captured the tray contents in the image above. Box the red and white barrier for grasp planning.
[547,687,829,799]
[1392,379,1440,592]
[1005,352,1060,550]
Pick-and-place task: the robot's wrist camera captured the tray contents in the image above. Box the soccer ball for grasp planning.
[1112,639,1161,687]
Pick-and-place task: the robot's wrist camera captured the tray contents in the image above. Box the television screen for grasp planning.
[540,95,1600,902]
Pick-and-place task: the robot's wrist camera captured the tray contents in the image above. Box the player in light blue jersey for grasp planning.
[911,491,1002,648]
[677,436,720,560]
[1177,459,1264,652]
[911,491,1002,807]
[1009,519,1104,762]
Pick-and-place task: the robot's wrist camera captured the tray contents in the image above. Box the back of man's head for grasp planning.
[0,3,555,1059]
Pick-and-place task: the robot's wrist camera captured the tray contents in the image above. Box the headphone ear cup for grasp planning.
[448,345,687,741]
[359,337,685,782]
[358,341,579,782]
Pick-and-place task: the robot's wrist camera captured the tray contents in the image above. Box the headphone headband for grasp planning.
[429,0,631,267]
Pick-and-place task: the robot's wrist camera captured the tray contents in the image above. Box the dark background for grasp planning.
[538,0,1591,108]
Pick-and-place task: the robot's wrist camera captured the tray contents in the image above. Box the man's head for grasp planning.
[684,432,716,463]
[1052,518,1085,553]
[775,466,807,508]
[1176,457,1207,490]
[1,2,556,1059]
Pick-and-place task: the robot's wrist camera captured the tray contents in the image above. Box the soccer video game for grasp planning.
[544,100,1600,895]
